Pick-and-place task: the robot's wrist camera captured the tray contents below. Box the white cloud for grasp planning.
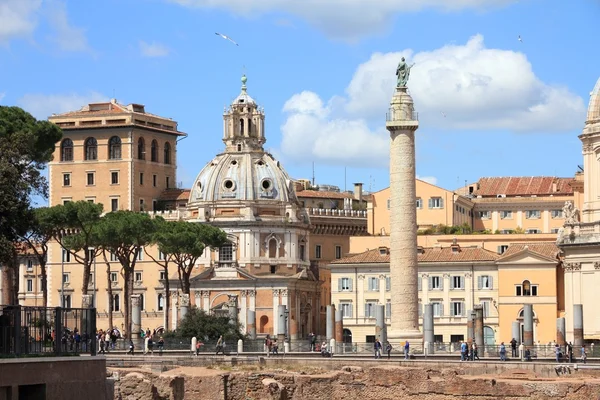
[417,176,438,185]
[168,0,517,40]
[139,41,171,57]
[0,0,42,45]
[17,92,107,120]
[279,35,586,167]
[0,92,6,103]
[46,1,90,52]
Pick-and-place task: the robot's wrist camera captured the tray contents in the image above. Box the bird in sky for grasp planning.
[215,32,239,46]
[441,112,447,118]
[518,35,523,43]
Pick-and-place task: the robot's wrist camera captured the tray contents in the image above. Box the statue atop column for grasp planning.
[396,57,415,87]
[563,201,581,224]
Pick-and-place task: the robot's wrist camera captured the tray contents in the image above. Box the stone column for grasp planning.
[335,308,343,351]
[228,295,239,325]
[277,304,287,344]
[474,305,484,353]
[556,317,566,346]
[423,304,434,354]
[272,289,280,337]
[385,85,422,341]
[466,310,475,347]
[248,310,257,339]
[573,304,584,346]
[179,293,190,321]
[326,305,334,341]
[240,291,248,335]
[512,321,521,343]
[202,291,210,313]
[523,304,534,347]
[171,292,178,330]
[194,291,201,307]
[375,304,387,345]
[131,294,141,339]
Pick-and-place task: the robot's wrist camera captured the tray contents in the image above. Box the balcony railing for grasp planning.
[386,108,418,122]
[307,208,367,218]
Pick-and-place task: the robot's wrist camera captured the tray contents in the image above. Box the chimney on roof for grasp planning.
[353,182,363,201]
[451,238,461,253]
[552,180,558,193]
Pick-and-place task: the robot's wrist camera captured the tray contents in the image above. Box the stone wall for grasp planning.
[109,364,600,400]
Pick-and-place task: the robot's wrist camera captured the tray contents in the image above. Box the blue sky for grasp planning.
[1,0,598,197]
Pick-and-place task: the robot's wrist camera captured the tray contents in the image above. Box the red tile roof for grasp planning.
[497,242,561,261]
[159,189,191,202]
[331,245,499,265]
[474,177,573,197]
[296,190,353,200]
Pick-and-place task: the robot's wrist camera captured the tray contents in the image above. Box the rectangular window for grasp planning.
[110,252,118,262]
[450,301,464,317]
[315,245,322,259]
[160,271,166,280]
[62,295,71,308]
[497,245,508,254]
[158,250,165,261]
[385,301,391,319]
[478,211,490,219]
[368,277,380,291]
[451,276,464,290]
[62,273,69,283]
[526,228,541,234]
[63,173,71,187]
[416,198,423,209]
[339,277,352,291]
[153,174,157,187]
[136,247,144,261]
[110,272,118,282]
[335,245,342,259]
[428,197,444,209]
[62,249,70,263]
[27,279,33,292]
[166,176,170,189]
[551,210,562,219]
[550,228,560,234]
[111,198,119,212]
[299,244,305,261]
[111,171,119,185]
[515,283,538,296]
[62,199,71,205]
[26,260,33,272]
[86,172,95,186]
[478,275,493,290]
[526,210,541,219]
[429,276,442,290]
[139,172,144,185]
[364,302,376,318]
[500,210,512,219]
[432,301,443,317]
[480,299,491,318]
[86,198,95,203]
[385,276,391,292]
[158,294,164,311]
[134,271,143,282]
[340,302,353,318]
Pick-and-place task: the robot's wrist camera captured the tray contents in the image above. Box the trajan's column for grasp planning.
[386,57,422,342]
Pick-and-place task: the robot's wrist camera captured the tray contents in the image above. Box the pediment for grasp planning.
[189,267,257,282]
[496,249,557,265]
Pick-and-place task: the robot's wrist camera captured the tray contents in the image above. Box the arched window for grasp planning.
[137,137,145,160]
[259,315,268,333]
[239,118,244,135]
[113,294,120,312]
[84,137,97,160]
[108,136,122,159]
[157,294,164,311]
[151,140,158,162]
[268,238,277,258]
[60,139,73,162]
[164,142,171,164]
[522,280,531,296]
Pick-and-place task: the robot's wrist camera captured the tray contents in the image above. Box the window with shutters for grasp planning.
[480,299,491,317]
[429,276,442,290]
[340,302,353,318]
[368,277,379,291]
[478,275,493,290]
[428,197,444,209]
[385,301,391,319]
[385,276,391,291]
[339,277,352,292]
[526,210,540,219]
[500,210,512,219]
[451,276,464,290]
[431,301,443,317]
[364,302,377,318]
[478,211,491,219]
[416,198,423,209]
[551,209,562,219]
[450,301,464,317]
[418,276,422,291]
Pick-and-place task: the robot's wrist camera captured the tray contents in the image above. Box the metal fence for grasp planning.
[0,305,96,357]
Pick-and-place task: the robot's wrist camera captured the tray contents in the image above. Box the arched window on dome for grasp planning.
[239,118,244,136]
[137,137,145,160]
[164,142,171,164]
[151,140,158,162]
[60,139,73,162]
[84,137,97,160]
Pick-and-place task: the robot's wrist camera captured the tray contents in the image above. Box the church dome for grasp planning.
[189,151,297,203]
[587,77,600,123]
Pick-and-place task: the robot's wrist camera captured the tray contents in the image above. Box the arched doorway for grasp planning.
[259,316,269,334]
[517,308,537,343]
[343,329,352,343]
[483,326,495,345]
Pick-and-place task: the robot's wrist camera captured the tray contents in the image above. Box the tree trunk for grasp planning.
[164,265,170,332]
[183,270,191,296]
[9,249,19,305]
[40,261,48,308]
[102,251,113,331]
[81,255,90,299]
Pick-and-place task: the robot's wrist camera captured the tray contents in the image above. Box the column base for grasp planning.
[387,329,423,342]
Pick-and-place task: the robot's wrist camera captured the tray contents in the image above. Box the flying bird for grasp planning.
[518,35,523,43]
[215,32,239,46]
[441,112,447,118]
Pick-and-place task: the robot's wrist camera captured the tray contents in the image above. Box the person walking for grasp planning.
[386,341,393,360]
[460,341,467,362]
[404,340,410,360]
[555,343,561,363]
[499,342,506,361]
[581,345,587,364]
[216,335,224,355]
[472,343,480,361]
[510,338,517,357]
[127,339,134,355]
[567,342,573,363]
[374,339,382,359]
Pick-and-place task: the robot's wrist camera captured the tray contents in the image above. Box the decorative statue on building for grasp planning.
[396,57,415,87]
[563,201,581,224]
